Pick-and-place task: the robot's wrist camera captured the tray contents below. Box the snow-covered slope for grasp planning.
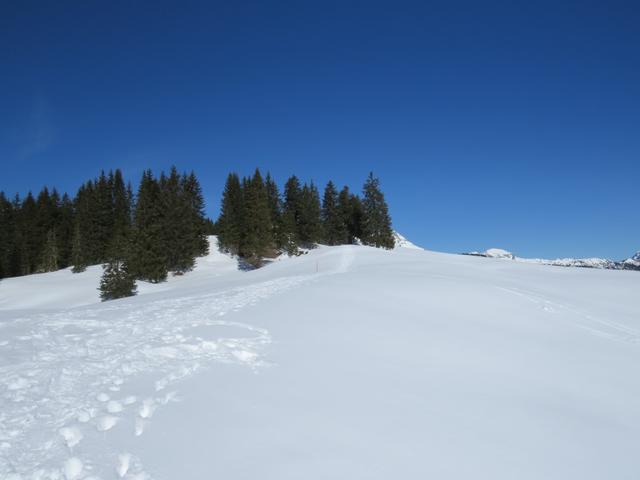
[1,237,640,479]
[392,231,422,249]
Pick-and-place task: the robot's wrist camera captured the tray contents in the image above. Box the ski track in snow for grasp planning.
[496,286,640,344]
[0,271,320,480]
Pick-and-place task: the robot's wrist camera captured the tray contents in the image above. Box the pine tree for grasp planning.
[111,169,131,241]
[217,173,244,255]
[298,182,322,245]
[57,193,75,269]
[0,192,15,279]
[182,171,209,258]
[160,166,194,273]
[264,173,283,249]
[71,221,88,273]
[282,175,301,244]
[321,181,347,245]
[240,169,273,266]
[130,170,168,283]
[99,236,137,301]
[94,171,114,262]
[361,172,395,249]
[39,229,59,272]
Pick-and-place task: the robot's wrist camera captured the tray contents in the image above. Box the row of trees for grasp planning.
[0,168,210,300]
[216,170,394,265]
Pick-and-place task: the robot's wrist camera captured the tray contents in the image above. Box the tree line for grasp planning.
[1,167,394,300]
[216,170,394,266]
[0,167,210,300]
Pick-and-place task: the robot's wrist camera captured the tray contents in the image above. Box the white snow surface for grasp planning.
[1,237,640,479]
[392,231,422,249]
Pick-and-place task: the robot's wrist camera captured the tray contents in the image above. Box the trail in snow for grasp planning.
[0,271,318,479]
[496,285,640,344]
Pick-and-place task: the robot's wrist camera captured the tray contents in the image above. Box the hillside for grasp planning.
[1,237,639,479]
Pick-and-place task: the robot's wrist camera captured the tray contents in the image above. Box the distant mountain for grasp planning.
[464,248,640,271]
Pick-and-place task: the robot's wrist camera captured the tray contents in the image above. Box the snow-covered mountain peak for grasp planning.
[484,248,515,259]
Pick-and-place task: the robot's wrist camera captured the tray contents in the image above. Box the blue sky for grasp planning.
[1,1,639,259]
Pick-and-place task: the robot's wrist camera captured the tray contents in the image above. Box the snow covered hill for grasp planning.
[1,237,640,479]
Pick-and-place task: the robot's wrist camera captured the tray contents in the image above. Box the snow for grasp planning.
[1,237,640,479]
[484,248,515,259]
[392,231,422,249]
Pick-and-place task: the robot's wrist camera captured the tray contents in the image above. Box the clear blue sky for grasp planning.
[1,1,638,259]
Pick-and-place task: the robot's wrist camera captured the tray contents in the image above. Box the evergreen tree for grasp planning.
[297,182,322,245]
[99,236,137,301]
[0,193,15,279]
[321,181,347,245]
[160,166,194,273]
[264,173,283,249]
[20,192,38,274]
[71,221,88,273]
[130,170,168,283]
[93,171,114,262]
[282,175,302,247]
[57,194,75,268]
[182,171,209,257]
[39,229,59,272]
[217,173,244,255]
[361,172,395,249]
[111,169,131,241]
[240,169,273,266]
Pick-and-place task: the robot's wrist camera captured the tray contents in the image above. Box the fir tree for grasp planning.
[71,221,88,273]
[39,229,59,272]
[298,182,322,245]
[321,181,347,245]
[130,170,168,283]
[217,173,244,255]
[361,172,395,249]
[99,236,137,301]
[264,173,283,249]
[240,169,273,266]
[282,175,302,247]
[182,171,209,258]
[0,193,15,279]
[56,193,75,269]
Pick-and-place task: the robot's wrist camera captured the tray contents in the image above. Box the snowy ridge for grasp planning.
[466,248,640,271]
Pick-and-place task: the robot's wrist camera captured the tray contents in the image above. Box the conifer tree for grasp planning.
[264,173,283,249]
[39,229,59,272]
[56,194,74,268]
[276,176,300,253]
[361,172,395,249]
[240,169,273,266]
[99,236,137,301]
[217,173,244,255]
[160,166,194,273]
[130,170,168,283]
[298,182,322,245]
[321,181,347,245]
[111,169,131,241]
[0,193,15,279]
[71,221,88,273]
[182,171,209,257]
